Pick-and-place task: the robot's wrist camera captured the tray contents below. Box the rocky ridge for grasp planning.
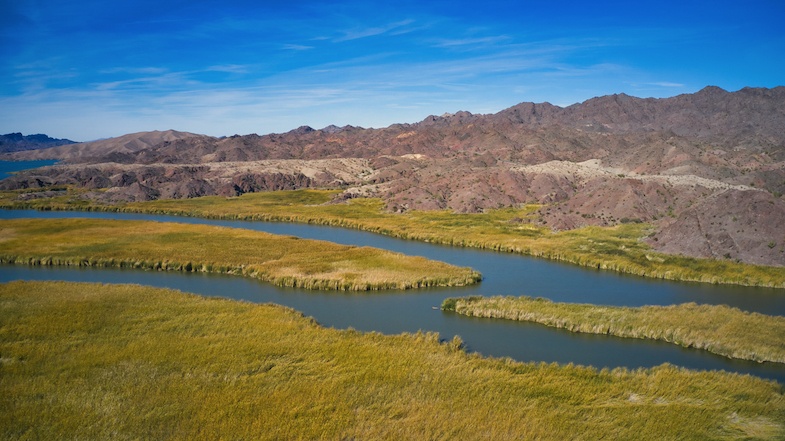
[2,86,784,266]
[0,133,76,153]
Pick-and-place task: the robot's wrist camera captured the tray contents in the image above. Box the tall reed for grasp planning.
[2,188,784,288]
[0,218,480,290]
[2,280,783,440]
[443,295,785,363]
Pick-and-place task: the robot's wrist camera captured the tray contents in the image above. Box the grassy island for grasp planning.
[442,295,785,364]
[2,188,784,288]
[2,281,784,440]
[0,218,480,290]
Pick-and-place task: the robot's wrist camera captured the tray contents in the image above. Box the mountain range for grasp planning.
[0,133,76,153]
[2,86,784,266]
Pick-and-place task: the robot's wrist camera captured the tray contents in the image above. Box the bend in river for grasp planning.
[3,265,784,383]
[3,209,784,315]
[2,207,785,382]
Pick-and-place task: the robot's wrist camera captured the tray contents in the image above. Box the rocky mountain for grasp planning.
[2,86,784,266]
[0,133,76,153]
[1,130,209,161]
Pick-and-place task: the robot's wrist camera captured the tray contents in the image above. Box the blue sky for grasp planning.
[2,0,784,141]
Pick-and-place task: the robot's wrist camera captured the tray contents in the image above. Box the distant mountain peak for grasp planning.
[321,124,343,133]
[292,125,315,135]
[0,132,77,154]
[696,85,728,95]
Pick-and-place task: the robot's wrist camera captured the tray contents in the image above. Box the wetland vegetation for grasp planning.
[0,218,480,290]
[442,295,785,363]
[2,281,784,440]
[3,187,785,439]
[2,188,784,288]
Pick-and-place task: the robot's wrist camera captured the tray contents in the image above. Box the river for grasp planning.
[2,208,784,383]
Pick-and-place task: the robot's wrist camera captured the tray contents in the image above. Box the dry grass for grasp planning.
[2,188,783,288]
[443,295,785,363]
[2,281,784,440]
[0,218,480,290]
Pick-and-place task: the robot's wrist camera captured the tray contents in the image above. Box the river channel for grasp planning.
[2,207,785,383]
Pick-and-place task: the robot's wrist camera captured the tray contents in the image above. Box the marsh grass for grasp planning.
[2,188,783,288]
[0,218,480,290]
[442,295,785,363]
[2,281,784,440]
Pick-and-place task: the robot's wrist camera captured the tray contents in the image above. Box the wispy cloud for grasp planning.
[99,67,169,75]
[2,0,783,140]
[281,44,314,51]
[205,64,250,74]
[2,33,657,138]
[333,19,416,42]
[91,71,193,92]
[431,35,511,48]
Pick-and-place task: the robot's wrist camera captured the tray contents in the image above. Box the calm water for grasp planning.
[2,265,784,383]
[0,154,782,384]
[3,208,784,315]
[0,159,58,179]
[1,206,785,382]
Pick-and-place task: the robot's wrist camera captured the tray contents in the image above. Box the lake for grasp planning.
[0,159,58,179]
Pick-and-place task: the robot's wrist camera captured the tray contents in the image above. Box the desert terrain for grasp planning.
[3,86,784,266]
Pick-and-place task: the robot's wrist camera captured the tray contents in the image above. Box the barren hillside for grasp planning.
[3,86,784,266]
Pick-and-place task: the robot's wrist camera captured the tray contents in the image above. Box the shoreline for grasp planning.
[443,295,785,364]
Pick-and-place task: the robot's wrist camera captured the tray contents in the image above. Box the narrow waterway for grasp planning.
[2,265,784,383]
[3,209,784,315]
[2,208,784,383]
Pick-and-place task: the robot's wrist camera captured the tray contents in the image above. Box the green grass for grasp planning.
[0,218,480,290]
[442,295,785,363]
[2,188,783,288]
[2,281,784,440]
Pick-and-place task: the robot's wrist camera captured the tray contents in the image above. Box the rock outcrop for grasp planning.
[3,87,784,266]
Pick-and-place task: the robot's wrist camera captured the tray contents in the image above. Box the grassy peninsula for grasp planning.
[2,281,784,440]
[3,188,784,288]
[442,295,785,364]
[0,218,480,290]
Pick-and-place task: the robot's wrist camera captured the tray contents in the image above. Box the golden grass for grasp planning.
[0,218,480,290]
[2,188,783,288]
[442,295,785,363]
[2,281,784,440]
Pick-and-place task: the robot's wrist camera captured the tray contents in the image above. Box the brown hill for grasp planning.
[1,130,210,161]
[3,87,784,266]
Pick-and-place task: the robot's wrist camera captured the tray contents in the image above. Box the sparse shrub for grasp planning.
[441,297,458,311]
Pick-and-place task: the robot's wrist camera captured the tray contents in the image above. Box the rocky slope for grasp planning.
[6,158,370,203]
[2,86,784,266]
[1,130,207,161]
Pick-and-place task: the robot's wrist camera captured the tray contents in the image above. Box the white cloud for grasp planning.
[333,19,416,42]
[431,35,511,48]
[205,64,251,74]
[281,44,314,51]
[99,67,169,75]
